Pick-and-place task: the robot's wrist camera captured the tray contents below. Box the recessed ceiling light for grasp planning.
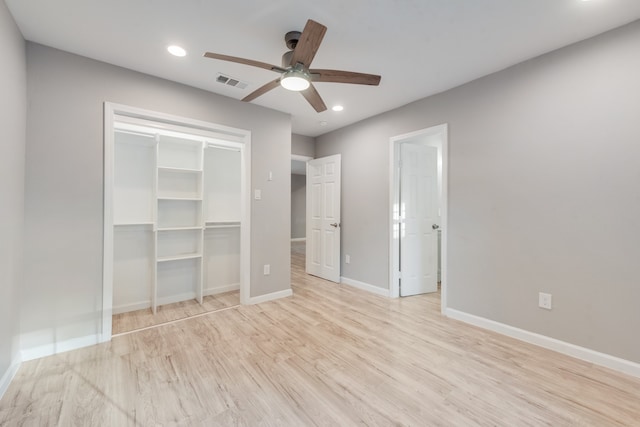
[332,105,344,112]
[167,45,187,57]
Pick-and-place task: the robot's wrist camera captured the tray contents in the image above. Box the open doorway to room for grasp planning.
[290,154,312,273]
[389,124,448,312]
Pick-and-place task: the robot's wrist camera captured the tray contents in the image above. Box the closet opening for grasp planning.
[102,103,251,339]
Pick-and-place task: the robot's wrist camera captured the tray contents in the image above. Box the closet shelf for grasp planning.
[114,222,154,227]
[157,166,202,174]
[157,197,203,201]
[157,253,202,263]
[206,224,241,229]
[157,226,203,231]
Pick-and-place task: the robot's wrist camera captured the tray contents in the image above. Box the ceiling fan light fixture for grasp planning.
[280,69,310,91]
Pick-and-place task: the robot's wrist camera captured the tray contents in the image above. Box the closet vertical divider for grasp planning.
[197,140,205,305]
[151,133,160,314]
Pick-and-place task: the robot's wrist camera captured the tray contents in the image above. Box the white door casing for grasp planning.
[306,155,341,282]
[399,143,439,296]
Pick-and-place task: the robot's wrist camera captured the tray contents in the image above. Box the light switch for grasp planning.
[254,189,262,200]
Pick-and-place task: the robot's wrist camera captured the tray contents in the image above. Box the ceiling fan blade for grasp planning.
[242,78,281,102]
[204,52,285,72]
[289,19,327,68]
[310,69,381,86]
[300,83,327,112]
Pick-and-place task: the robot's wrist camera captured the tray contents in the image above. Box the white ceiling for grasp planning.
[7,1,640,137]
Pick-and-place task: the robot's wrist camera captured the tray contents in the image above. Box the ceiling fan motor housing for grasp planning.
[285,31,301,50]
[281,50,294,68]
[282,31,301,67]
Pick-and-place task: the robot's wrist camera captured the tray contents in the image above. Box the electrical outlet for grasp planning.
[539,292,552,310]
[263,264,270,275]
[345,254,350,264]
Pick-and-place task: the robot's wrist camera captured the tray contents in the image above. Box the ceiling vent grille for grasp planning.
[215,73,248,89]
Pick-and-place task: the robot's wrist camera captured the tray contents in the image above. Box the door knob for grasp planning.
[432,224,440,230]
[330,223,339,228]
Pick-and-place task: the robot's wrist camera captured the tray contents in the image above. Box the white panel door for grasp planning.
[306,155,341,282]
[400,143,438,296]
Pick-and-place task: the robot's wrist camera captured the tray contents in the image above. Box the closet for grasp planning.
[111,119,242,315]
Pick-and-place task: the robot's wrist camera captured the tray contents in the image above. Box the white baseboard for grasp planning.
[0,357,21,401]
[341,277,391,297]
[21,334,101,362]
[445,308,640,379]
[157,292,198,307]
[203,283,240,296]
[247,288,293,305]
[113,300,150,315]
[113,285,240,315]
[290,238,306,242]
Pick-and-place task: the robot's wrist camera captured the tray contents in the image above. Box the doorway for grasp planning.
[389,124,448,312]
[290,154,311,274]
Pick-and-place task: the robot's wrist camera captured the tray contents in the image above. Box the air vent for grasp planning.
[215,73,248,89]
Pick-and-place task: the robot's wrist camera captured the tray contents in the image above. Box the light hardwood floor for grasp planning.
[112,291,240,335]
[1,244,639,426]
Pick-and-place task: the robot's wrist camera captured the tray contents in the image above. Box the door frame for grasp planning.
[389,124,448,312]
[102,102,252,341]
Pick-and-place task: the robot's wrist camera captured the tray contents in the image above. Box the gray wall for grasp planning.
[22,43,291,353]
[317,21,640,363]
[0,1,26,383]
[292,133,315,157]
[291,174,306,239]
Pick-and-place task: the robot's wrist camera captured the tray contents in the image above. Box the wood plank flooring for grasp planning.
[112,291,239,335]
[1,244,639,426]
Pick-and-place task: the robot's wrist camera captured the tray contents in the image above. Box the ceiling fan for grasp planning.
[204,19,381,113]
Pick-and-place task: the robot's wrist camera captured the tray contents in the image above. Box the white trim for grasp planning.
[290,237,306,242]
[446,308,640,379]
[203,283,240,296]
[103,102,252,338]
[291,154,313,162]
[112,284,240,314]
[0,358,21,400]
[239,129,252,305]
[113,301,150,315]
[247,289,293,305]
[389,124,448,314]
[20,334,101,362]
[341,277,391,297]
[102,103,115,340]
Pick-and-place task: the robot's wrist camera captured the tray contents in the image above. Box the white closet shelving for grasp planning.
[153,134,204,313]
[112,124,241,315]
